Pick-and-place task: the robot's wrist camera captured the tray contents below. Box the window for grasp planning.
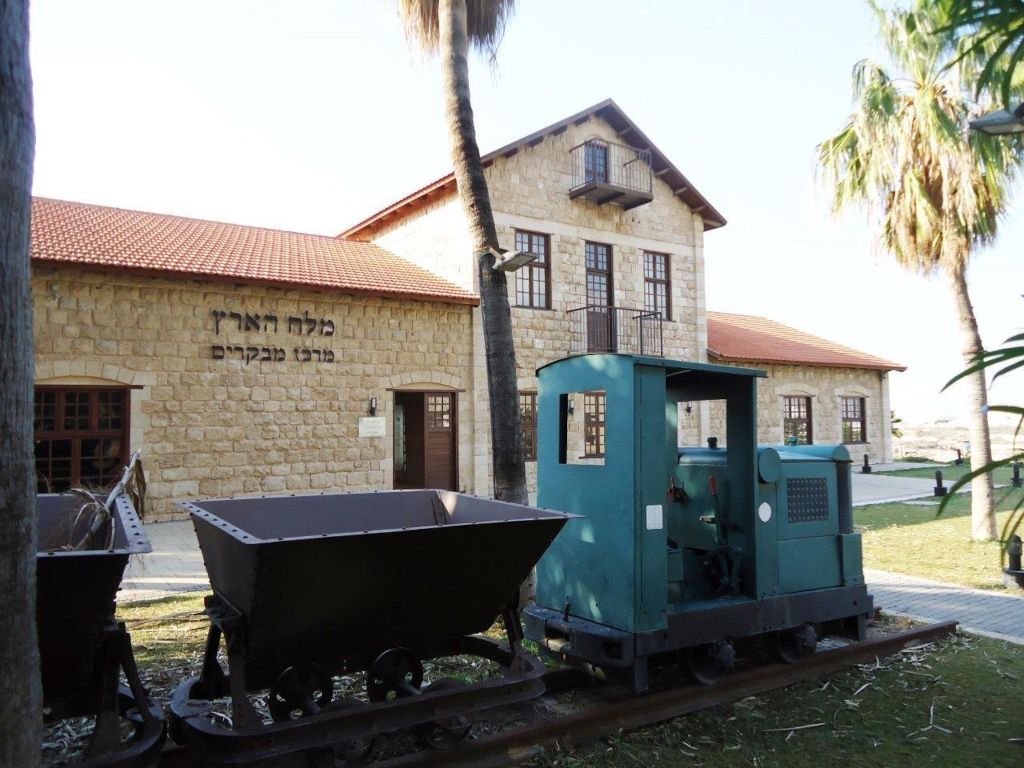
[33,386,130,494]
[643,251,671,319]
[514,229,550,309]
[584,140,608,183]
[783,396,812,445]
[584,391,606,458]
[519,392,537,461]
[426,393,452,429]
[842,397,867,443]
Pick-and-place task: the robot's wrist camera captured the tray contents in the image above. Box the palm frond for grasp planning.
[397,0,517,57]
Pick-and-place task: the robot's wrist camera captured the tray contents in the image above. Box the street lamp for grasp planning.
[484,247,537,272]
[970,102,1024,135]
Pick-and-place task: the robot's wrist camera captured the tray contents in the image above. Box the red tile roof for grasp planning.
[31,197,478,306]
[340,98,726,240]
[707,312,905,372]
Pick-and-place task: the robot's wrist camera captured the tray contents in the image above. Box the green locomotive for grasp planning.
[524,354,871,691]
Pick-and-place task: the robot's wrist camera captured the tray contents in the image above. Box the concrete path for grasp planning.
[851,472,937,506]
[121,521,207,602]
[866,568,1024,645]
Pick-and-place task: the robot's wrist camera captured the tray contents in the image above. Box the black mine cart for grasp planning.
[36,470,165,766]
[170,489,575,764]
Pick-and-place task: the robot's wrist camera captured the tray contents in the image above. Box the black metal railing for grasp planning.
[570,139,653,198]
[567,306,664,357]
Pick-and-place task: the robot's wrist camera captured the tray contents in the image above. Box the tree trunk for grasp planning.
[0,0,40,764]
[438,0,527,505]
[948,263,996,540]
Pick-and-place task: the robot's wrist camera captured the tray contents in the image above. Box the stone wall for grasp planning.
[706,359,893,463]
[32,266,475,521]
[370,114,709,495]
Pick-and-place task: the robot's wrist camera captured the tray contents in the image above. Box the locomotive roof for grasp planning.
[536,353,766,378]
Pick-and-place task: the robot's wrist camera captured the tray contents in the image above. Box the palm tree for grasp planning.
[818,0,1024,540]
[397,0,527,506]
[944,0,1024,107]
[0,1,40,763]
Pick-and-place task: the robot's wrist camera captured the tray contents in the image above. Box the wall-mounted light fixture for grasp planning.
[369,396,378,416]
[685,402,693,414]
[568,398,576,415]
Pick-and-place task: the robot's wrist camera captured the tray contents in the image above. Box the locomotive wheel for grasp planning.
[771,624,818,664]
[683,640,735,685]
[268,664,334,722]
[414,678,474,749]
[306,699,375,766]
[367,648,423,702]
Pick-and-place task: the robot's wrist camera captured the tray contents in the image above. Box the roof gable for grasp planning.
[31,197,478,306]
[707,311,905,372]
[341,98,726,240]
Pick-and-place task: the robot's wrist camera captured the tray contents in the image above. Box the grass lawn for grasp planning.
[876,462,1018,485]
[856,488,1024,589]
[528,627,1023,768]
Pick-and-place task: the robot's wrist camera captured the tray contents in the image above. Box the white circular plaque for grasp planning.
[758,502,772,523]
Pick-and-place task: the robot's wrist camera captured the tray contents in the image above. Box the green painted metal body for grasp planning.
[533,354,867,640]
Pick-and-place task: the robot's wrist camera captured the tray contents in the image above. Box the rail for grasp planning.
[157,621,958,767]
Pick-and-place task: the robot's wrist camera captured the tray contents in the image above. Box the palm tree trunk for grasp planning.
[438,0,527,505]
[0,0,40,764]
[949,263,996,540]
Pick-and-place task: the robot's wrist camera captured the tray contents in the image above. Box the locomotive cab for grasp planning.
[524,354,872,691]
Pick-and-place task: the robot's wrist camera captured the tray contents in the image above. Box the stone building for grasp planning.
[30,99,904,519]
[706,312,905,464]
[342,99,904,489]
[30,198,478,520]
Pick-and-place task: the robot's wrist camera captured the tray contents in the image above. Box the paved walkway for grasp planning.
[122,521,207,602]
[866,568,1024,645]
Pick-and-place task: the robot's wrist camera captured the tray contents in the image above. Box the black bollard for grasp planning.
[861,453,872,474]
[934,470,947,497]
[1013,462,1022,489]
[954,449,963,466]
[1004,535,1024,589]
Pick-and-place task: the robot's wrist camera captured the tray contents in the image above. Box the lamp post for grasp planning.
[970,102,1024,135]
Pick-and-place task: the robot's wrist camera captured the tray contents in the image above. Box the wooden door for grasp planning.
[585,242,616,352]
[424,393,456,490]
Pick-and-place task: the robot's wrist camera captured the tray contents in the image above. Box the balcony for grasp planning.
[567,306,664,357]
[569,140,654,210]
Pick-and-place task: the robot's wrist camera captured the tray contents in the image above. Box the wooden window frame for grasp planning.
[514,229,551,309]
[783,395,813,445]
[584,140,609,184]
[519,391,538,462]
[583,391,606,459]
[842,396,867,444]
[643,251,671,320]
[585,241,614,307]
[33,385,131,493]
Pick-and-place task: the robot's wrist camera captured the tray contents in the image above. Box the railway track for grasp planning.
[156,620,957,768]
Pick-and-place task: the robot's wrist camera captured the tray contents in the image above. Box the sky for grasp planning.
[29,0,1023,425]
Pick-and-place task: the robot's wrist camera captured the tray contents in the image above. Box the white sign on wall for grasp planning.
[358,417,387,438]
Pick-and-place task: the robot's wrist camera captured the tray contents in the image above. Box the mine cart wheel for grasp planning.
[307,699,376,766]
[367,648,424,702]
[771,624,818,665]
[683,640,735,685]
[268,664,335,722]
[414,678,474,749]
